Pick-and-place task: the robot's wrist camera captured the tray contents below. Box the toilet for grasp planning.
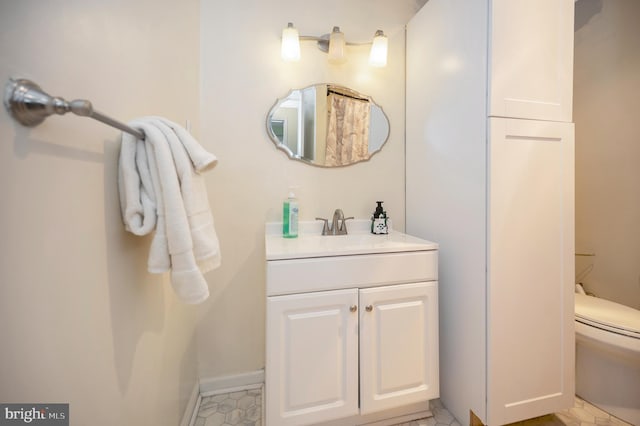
[575,293,640,425]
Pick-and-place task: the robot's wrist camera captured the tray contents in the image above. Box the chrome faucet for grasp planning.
[316,209,354,235]
[331,209,344,234]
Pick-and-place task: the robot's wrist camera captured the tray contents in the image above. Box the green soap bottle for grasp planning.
[283,192,299,238]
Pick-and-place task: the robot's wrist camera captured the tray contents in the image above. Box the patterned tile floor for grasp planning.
[195,388,262,426]
[195,389,632,426]
[504,396,633,426]
[395,399,462,426]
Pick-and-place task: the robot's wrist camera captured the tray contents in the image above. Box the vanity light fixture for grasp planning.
[369,30,388,67]
[328,27,346,64]
[280,23,388,67]
[281,22,301,62]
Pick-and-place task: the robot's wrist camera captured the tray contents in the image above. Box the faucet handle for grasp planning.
[315,217,330,235]
[338,216,354,235]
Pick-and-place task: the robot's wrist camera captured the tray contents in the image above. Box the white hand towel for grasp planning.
[118,117,220,304]
[151,117,217,172]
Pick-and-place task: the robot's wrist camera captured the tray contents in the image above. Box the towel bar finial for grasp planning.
[3,78,65,126]
[3,78,145,140]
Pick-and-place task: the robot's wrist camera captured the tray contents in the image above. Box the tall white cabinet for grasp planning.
[406,1,575,425]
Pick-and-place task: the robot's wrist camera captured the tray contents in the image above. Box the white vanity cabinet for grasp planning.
[266,289,360,425]
[359,282,438,415]
[265,227,439,426]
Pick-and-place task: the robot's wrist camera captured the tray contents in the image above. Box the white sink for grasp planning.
[265,220,438,260]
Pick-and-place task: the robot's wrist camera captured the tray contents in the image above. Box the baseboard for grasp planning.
[318,401,432,426]
[199,369,265,396]
[181,370,266,426]
[180,381,201,426]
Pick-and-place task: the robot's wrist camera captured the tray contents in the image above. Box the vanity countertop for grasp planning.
[265,220,438,261]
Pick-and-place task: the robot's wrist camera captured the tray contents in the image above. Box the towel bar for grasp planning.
[3,78,145,140]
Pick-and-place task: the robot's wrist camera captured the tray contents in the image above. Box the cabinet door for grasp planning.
[489,0,574,122]
[266,289,359,426]
[359,282,439,415]
[488,117,574,425]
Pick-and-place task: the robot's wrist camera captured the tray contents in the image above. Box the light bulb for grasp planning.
[328,26,346,64]
[281,22,300,62]
[369,30,388,67]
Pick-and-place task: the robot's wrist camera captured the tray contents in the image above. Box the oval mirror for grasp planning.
[266,84,390,167]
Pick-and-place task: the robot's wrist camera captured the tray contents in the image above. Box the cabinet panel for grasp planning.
[359,282,439,415]
[489,0,574,122]
[267,251,438,296]
[266,289,359,426]
[406,1,489,421]
[487,117,574,425]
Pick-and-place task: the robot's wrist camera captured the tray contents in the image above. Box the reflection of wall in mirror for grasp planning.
[301,86,316,161]
[271,119,286,143]
[369,106,389,153]
[315,85,328,164]
[271,105,299,155]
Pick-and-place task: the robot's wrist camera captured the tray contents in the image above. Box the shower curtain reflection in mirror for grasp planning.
[325,92,371,167]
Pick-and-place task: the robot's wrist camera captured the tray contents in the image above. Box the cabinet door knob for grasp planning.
[350,305,357,312]
[365,305,373,312]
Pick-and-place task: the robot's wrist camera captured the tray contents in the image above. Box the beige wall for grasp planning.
[197,0,421,378]
[0,1,201,424]
[0,0,426,416]
[574,0,640,309]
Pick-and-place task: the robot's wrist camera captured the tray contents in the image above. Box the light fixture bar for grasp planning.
[281,23,388,67]
[299,35,330,52]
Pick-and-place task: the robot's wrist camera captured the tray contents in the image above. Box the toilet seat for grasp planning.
[575,293,640,340]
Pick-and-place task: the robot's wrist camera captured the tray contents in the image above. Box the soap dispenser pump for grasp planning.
[371,201,389,234]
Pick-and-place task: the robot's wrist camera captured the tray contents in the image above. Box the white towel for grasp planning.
[118,117,220,304]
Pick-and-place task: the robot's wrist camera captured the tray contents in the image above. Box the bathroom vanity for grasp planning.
[265,221,439,426]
